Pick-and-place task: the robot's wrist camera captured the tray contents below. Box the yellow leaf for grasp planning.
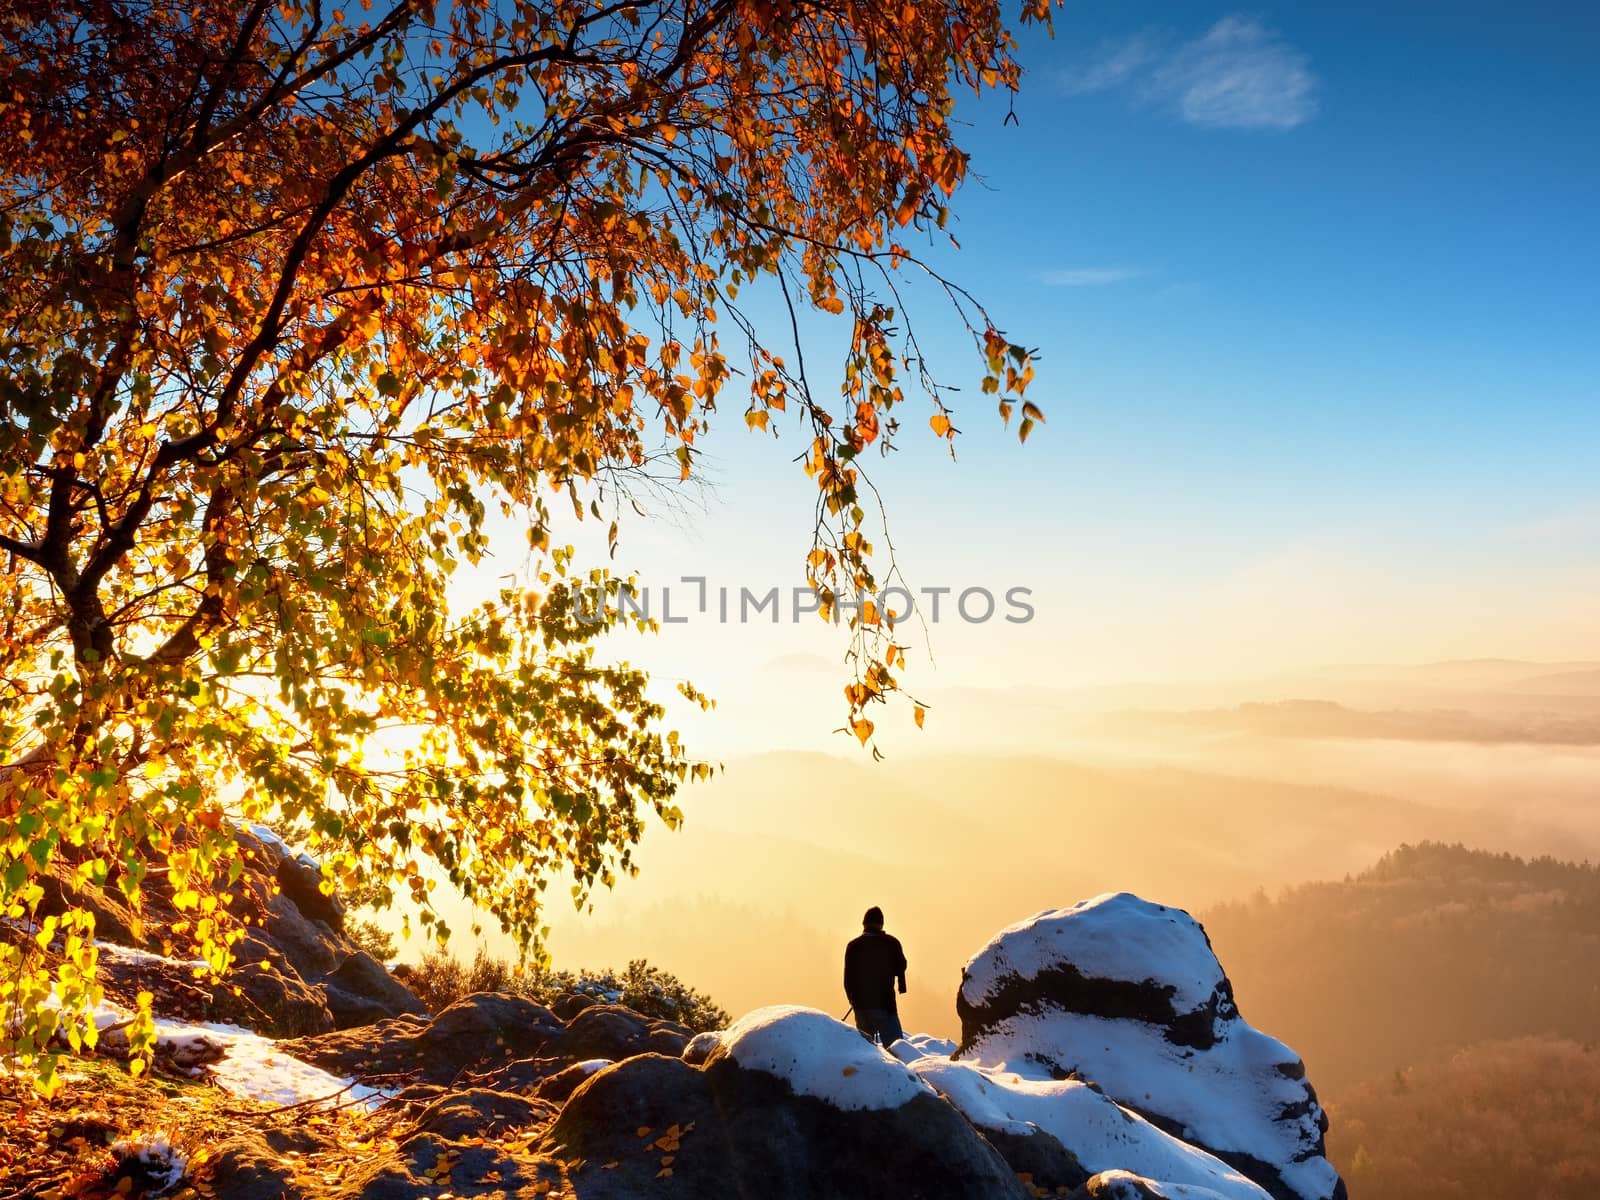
[930,413,952,437]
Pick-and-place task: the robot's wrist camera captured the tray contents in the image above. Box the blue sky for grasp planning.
[491,3,1600,719]
[955,1,1599,495]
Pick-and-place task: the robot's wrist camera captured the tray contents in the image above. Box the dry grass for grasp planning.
[0,1053,379,1200]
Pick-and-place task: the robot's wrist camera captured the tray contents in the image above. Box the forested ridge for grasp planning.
[1204,842,1600,1199]
[1205,840,1600,1088]
[1327,1036,1600,1200]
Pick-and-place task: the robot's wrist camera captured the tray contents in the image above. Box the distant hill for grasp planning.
[1101,699,1600,744]
[1202,842,1600,1091]
[1501,667,1600,696]
[1325,1037,1600,1200]
[1303,659,1600,686]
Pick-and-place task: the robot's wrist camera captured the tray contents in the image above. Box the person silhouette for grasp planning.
[844,905,907,1046]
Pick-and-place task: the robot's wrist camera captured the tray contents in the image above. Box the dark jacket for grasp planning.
[844,929,907,1013]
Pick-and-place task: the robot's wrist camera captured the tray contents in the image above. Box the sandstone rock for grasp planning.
[286,992,564,1083]
[467,1054,580,1097]
[264,892,346,978]
[681,1029,722,1064]
[275,851,344,930]
[38,868,143,948]
[957,893,1344,1200]
[411,1088,554,1140]
[234,824,344,929]
[550,991,598,1019]
[532,1059,612,1102]
[547,1003,654,1060]
[646,1026,690,1057]
[206,1130,332,1200]
[1070,1169,1242,1199]
[545,1019,1034,1200]
[982,1124,1091,1196]
[905,1046,1261,1198]
[214,956,335,1037]
[319,950,427,1029]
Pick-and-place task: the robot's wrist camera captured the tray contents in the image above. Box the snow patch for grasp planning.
[94,941,208,972]
[970,1011,1338,1200]
[682,1030,722,1059]
[889,1032,957,1063]
[92,999,383,1110]
[961,893,1223,1011]
[110,1134,186,1192]
[908,1056,1270,1200]
[720,1005,936,1112]
[240,821,320,870]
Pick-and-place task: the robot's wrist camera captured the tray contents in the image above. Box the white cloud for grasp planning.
[1062,16,1318,131]
[1061,33,1160,96]
[1039,266,1145,287]
[1156,17,1319,130]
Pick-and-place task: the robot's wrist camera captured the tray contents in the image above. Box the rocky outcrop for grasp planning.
[173,892,1346,1200]
[981,1124,1090,1196]
[900,1043,1267,1199]
[205,1122,567,1200]
[545,1023,1035,1200]
[320,950,428,1029]
[91,826,424,1038]
[956,893,1345,1200]
[411,1088,556,1140]
[39,866,144,947]
[260,892,346,979]
[215,955,336,1038]
[552,1002,692,1060]
[285,992,565,1083]
[95,939,336,1038]
[205,1129,333,1200]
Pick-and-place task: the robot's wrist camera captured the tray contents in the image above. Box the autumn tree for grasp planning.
[0,0,1044,1084]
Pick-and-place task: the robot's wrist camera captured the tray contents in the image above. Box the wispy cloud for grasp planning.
[1040,266,1145,288]
[1061,33,1160,97]
[1062,16,1319,131]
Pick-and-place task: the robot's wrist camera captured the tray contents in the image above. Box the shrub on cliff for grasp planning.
[401,950,729,1033]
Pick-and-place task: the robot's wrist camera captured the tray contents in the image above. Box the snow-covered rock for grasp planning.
[903,1049,1267,1200]
[717,1005,936,1111]
[546,1007,1033,1199]
[1079,1169,1252,1200]
[681,1028,723,1064]
[108,1134,187,1193]
[957,893,1345,1200]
